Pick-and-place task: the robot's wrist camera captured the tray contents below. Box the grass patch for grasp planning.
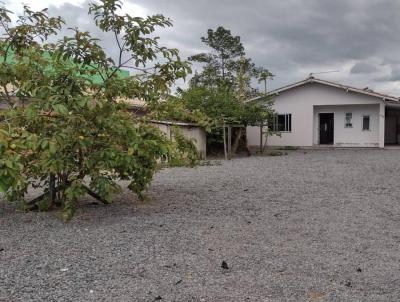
[199,160,222,166]
[266,150,288,156]
[278,146,299,150]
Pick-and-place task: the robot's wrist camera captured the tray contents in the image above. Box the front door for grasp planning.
[385,116,397,144]
[319,113,334,144]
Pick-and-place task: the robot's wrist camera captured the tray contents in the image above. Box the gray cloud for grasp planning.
[351,62,379,74]
[27,0,400,95]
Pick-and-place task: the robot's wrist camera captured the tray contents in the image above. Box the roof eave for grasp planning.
[247,77,399,103]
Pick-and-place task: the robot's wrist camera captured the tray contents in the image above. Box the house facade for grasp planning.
[247,76,400,149]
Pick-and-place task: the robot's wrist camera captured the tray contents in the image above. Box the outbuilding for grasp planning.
[247,76,400,149]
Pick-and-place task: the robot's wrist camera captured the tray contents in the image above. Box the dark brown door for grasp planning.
[319,113,334,144]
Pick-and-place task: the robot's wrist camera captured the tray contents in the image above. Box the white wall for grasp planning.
[153,122,207,159]
[247,83,382,148]
[313,105,379,147]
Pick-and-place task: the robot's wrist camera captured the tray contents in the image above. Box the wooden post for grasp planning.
[223,123,227,160]
[227,125,232,160]
[259,125,263,154]
[379,102,385,148]
[49,173,56,203]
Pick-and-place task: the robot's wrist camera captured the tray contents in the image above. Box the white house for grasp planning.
[247,76,400,149]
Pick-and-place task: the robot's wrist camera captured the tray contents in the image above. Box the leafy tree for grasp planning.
[189,26,244,88]
[0,0,196,220]
[180,86,273,153]
[185,26,274,153]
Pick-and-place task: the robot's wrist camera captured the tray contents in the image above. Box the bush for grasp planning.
[0,1,195,220]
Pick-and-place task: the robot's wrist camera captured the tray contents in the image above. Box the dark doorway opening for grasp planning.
[319,113,334,144]
[385,107,400,145]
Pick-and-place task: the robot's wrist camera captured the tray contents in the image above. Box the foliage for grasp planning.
[180,86,272,126]
[189,26,273,100]
[147,96,211,131]
[189,26,244,89]
[183,26,275,152]
[166,125,199,167]
[0,0,195,220]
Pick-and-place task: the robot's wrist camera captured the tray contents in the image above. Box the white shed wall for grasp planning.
[152,122,207,159]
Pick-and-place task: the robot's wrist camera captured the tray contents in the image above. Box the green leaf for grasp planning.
[52,104,69,115]
[0,180,8,193]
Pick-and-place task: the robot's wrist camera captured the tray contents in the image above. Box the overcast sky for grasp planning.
[6,0,400,95]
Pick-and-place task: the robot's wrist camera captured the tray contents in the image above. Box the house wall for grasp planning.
[247,83,383,148]
[152,122,207,159]
[313,104,380,147]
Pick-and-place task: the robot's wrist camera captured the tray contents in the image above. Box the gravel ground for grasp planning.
[2,149,400,302]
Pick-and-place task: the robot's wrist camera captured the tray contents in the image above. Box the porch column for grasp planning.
[379,102,385,148]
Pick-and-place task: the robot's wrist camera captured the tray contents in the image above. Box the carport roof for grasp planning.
[248,76,400,103]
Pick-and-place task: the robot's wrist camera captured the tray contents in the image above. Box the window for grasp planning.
[362,115,370,131]
[269,114,292,132]
[345,112,353,128]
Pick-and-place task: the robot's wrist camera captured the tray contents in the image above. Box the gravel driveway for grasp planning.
[2,149,400,301]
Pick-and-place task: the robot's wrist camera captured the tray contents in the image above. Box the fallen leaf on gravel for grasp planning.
[308,291,325,300]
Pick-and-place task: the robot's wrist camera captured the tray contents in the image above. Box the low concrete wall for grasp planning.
[151,121,207,159]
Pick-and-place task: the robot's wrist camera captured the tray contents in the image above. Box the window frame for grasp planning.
[270,113,292,132]
[344,112,353,128]
[362,115,371,131]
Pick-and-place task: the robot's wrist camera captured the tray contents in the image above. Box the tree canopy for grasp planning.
[0,0,199,220]
[189,26,272,100]
[182,26,274,153]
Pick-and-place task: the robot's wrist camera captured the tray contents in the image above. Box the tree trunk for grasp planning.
[223,124,227,160]
[227,125,232,160]
[244,130,251,156]
[49,173,57,205]
[231,127,243,155]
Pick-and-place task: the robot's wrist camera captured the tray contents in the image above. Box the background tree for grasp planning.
[184,26,274,154]
[0,0,198,220]
[189,26,244,89]
[258,69,274,94]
